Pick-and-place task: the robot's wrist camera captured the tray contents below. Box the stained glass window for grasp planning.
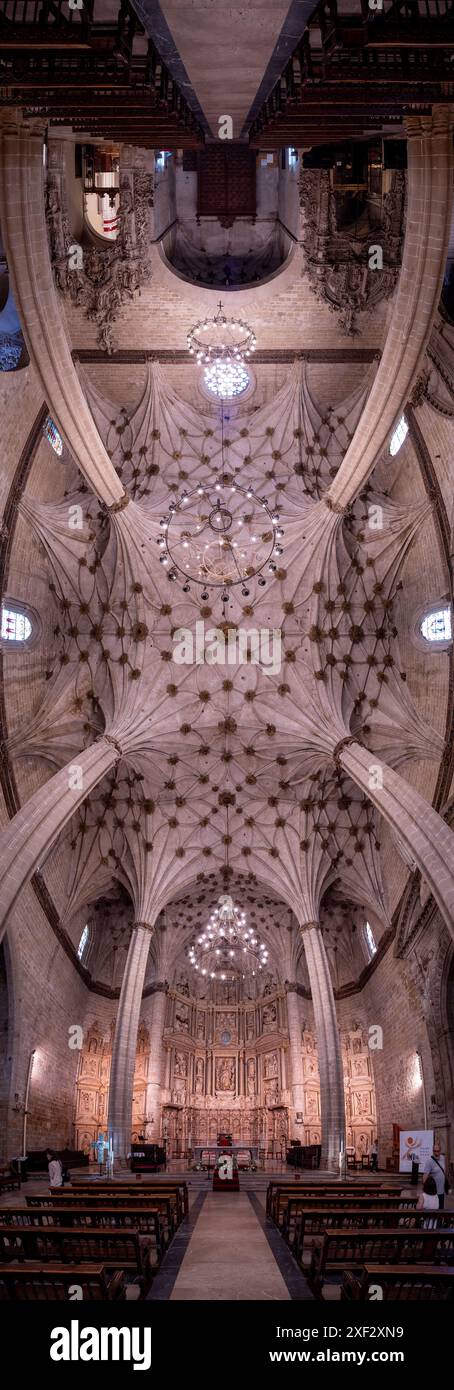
[203,361,250,399]
[365,921,377,959]
[77,925,89,961]
[44,416,63,457]
[1,607,32,643]
[389,415,408,456]
[421,607,452,643]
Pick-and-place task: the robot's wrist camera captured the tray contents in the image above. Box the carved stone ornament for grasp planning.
[45,144,153,355]
[299,169,405,336]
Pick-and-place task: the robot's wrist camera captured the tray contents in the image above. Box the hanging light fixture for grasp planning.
[188,894,269,981]
[187,300,256,369]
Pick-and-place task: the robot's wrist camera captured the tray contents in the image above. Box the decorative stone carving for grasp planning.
[216,1057,235,1092]
[299,169,405,335]
[45,144,153,355]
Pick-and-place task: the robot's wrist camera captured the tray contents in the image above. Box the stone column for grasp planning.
[285,986,305,1119]
[145,984,168,1141]
[108,922,154,1159]
[326,106,454,510]
[0,112,126,508]
[338,740,454,935]
[301,925,345,1171]
[0,737,120,941]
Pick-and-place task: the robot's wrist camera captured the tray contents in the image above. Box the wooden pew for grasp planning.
[0,1173,21,1194]
[270,1185,403,1229]
[309,1227,454,1298]
[266,1180,396,1220]
[25,1195,174,1241]
[0,1205,167,1245]
[70,1179,189,1219]
[341,1264,454,1301]
[292,1205,453,1265]
[282,1194,418,1246]
[0,1263,125,1300]
[0,1225,158,1287]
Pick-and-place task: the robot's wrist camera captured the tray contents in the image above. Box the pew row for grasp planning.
[309,1227,454,1297]
[341,1264,454,1301]
[0,1263,125,1300]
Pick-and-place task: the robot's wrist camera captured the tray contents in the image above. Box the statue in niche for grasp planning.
[306,1094,318,1118]
[246,1014,255,1040]
[216,1058,235,1092]
[262,1002,277,1032]
[353,1056,368,1078]
[174,1052,188,1078]
[195,1058,204,1095]
[354,1092,369,1117]
[197,1015,205,1040]
[175,1003,190,1034]
[263,973,276,996]
[247,1058,256,1095]
[264,1053,278,1079]
[176,976,190,997]
[265,1080,278,1105]
[79,1092,92,1116]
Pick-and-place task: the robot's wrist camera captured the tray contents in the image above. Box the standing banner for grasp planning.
[399,1129,433,1172]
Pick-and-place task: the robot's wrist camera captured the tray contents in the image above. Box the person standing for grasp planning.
[423,1138,448,1210]
[46,1149,63,1188]
[93,1131,107,1177]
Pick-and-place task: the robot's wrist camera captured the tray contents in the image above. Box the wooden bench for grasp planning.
[309,1227,454,1297]
[0,1225,157,1288]
[341,1264,454,1301]
[0,1205,167,1245]
[269,1185,401,1228]
[0,1263,125,1300]
[27,1192,177,1238]
[282,1195,418,1245]
[0,1173,21,1194]
[70,1179,189,1219]
[292,1205,453,1265]
[266,1180,395,1218]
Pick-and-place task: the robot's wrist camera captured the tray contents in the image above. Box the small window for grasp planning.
[77,925,89,961]
[389,415,408,456]
[364,921,377,959]
[1,607,32,644]
[421,607,452,644]
[44,416,63,457]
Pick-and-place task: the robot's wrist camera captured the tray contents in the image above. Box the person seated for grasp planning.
[417,1173,439,1215]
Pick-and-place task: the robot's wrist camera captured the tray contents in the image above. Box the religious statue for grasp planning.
[216,1058,235,1092]
[195,1059,204,1095]
[247,1058,256,1095]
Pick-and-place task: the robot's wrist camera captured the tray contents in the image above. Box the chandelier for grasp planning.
[188,895,269,980]
[187,301,256,367]
[158,479,284,601]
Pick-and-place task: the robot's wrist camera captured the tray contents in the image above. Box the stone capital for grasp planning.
[132,920,156,935]
[299,922,319,936]
[332,734,359,767]
[109,492,130,514]
[103,733,123,758]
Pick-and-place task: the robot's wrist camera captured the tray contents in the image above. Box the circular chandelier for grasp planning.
[188,895,269,980]
[187,301,256,367]
[157,479,284,599]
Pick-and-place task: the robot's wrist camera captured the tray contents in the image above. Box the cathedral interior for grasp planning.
[0,0,454,1311]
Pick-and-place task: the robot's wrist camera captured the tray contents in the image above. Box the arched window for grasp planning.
[1,605,32,645]
[77,925,89,961]
[420,606,452,644]
[389,414,408,456]
[44,416,63,457]
[364,921,377,960]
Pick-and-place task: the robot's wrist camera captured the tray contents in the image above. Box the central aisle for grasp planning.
[169,1193,290,1301]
